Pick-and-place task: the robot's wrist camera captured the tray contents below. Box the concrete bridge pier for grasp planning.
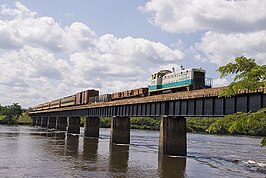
[41,116,48,127]
[159,116,187,156]
[56,117,67,131]
[67,116,80,134]
[110,116,130,144]
[31,117,37,126]
[84,117,100,137]
[36,117,42,127]
[47,117,56,129]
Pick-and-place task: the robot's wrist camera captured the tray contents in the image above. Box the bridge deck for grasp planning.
[29,86,265,115]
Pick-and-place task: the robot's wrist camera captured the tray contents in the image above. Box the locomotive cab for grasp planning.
[149,70,172,91]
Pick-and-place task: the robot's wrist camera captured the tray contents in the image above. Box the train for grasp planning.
[32,67,212,111]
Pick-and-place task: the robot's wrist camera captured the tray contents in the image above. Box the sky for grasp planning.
[0,0,266,108]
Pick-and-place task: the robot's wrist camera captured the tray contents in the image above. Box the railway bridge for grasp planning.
[29,87,266,156]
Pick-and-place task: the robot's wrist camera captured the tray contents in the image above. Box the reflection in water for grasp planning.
[1,126,264,178]
[81,138,99,173]
[54,132,66,145]
[54,132,66,140]
[158,154,186,178]
[65,135,79,156]
[46,132,57,138]
[109,143,129,175]
[83,137,98,162]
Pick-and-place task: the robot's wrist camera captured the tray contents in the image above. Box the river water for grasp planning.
[0,125,265,178]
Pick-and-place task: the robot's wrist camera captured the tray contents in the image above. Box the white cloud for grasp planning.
[141,0,266,34]
[142,0,266,66]
[0,2,36,18]
[213,78,229,87]
[0,2,184,107]
[0,46,70,107]
[195,31,266,65]
[64,22,98,52]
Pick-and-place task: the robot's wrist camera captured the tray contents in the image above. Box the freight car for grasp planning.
[76,90,99,105]
[89,94,112,103]
[60,95,76,107]
[111,87,148,100]
[34,89,99,110]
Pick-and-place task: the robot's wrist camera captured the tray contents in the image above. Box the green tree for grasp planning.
[217,56,266,97]
[0,103,23,125]
[207,108,266,136]
[217,56,266,146]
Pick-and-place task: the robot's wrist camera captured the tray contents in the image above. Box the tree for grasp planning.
[217,56,266,97]
[0,103,23,125]
[217,56,266,146]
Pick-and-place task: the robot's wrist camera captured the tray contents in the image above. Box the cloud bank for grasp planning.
[141,0,266,65]
[0,2,184,107]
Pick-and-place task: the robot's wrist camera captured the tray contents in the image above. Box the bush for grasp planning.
[1,116,19,125]
[186,117,220,133]
[0,115,5,124]
[17,112,32,125]
[100,117,111,128]
[130,117,160,130]
[99,117,160,130]
[207,108,266,136]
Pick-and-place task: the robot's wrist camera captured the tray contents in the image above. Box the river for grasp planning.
[0,125,265,178]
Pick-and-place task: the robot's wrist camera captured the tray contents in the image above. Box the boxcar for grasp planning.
[49,99,61,109]
[42,102,50,110]
[111,87,148,100]
[77,89,99,105]
[61,95,76,107]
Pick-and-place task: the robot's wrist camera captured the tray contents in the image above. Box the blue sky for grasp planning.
[0,0,265,107]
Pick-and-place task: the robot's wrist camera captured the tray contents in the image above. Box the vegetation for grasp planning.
[100,117,160,130]
[217,56,266,146]
[100,117,112,128]
[186,117,220,133]
[0,103,23,125]
[217,56,266,97]
[207,108,266,136]
[80,117,85,127]
[130,117,160,130]
[17,112,32,125]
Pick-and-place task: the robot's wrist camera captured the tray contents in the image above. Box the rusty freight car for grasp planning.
[76,89,99,105]
[111,87,148,100]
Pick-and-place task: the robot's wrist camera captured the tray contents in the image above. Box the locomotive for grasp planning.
[33,66,212,111]
[149,67,212,94]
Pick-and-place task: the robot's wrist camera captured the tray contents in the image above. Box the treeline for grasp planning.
[98,109,266,138]
[0,103,31,125]
[99,117,161,130]
[207,108,266,136]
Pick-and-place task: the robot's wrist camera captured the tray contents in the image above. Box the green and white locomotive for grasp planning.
[148,67,212,95]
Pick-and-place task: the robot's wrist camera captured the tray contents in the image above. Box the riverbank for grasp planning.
[0,112,32,125]
[2,115,265,136]
[2,109,266,139]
